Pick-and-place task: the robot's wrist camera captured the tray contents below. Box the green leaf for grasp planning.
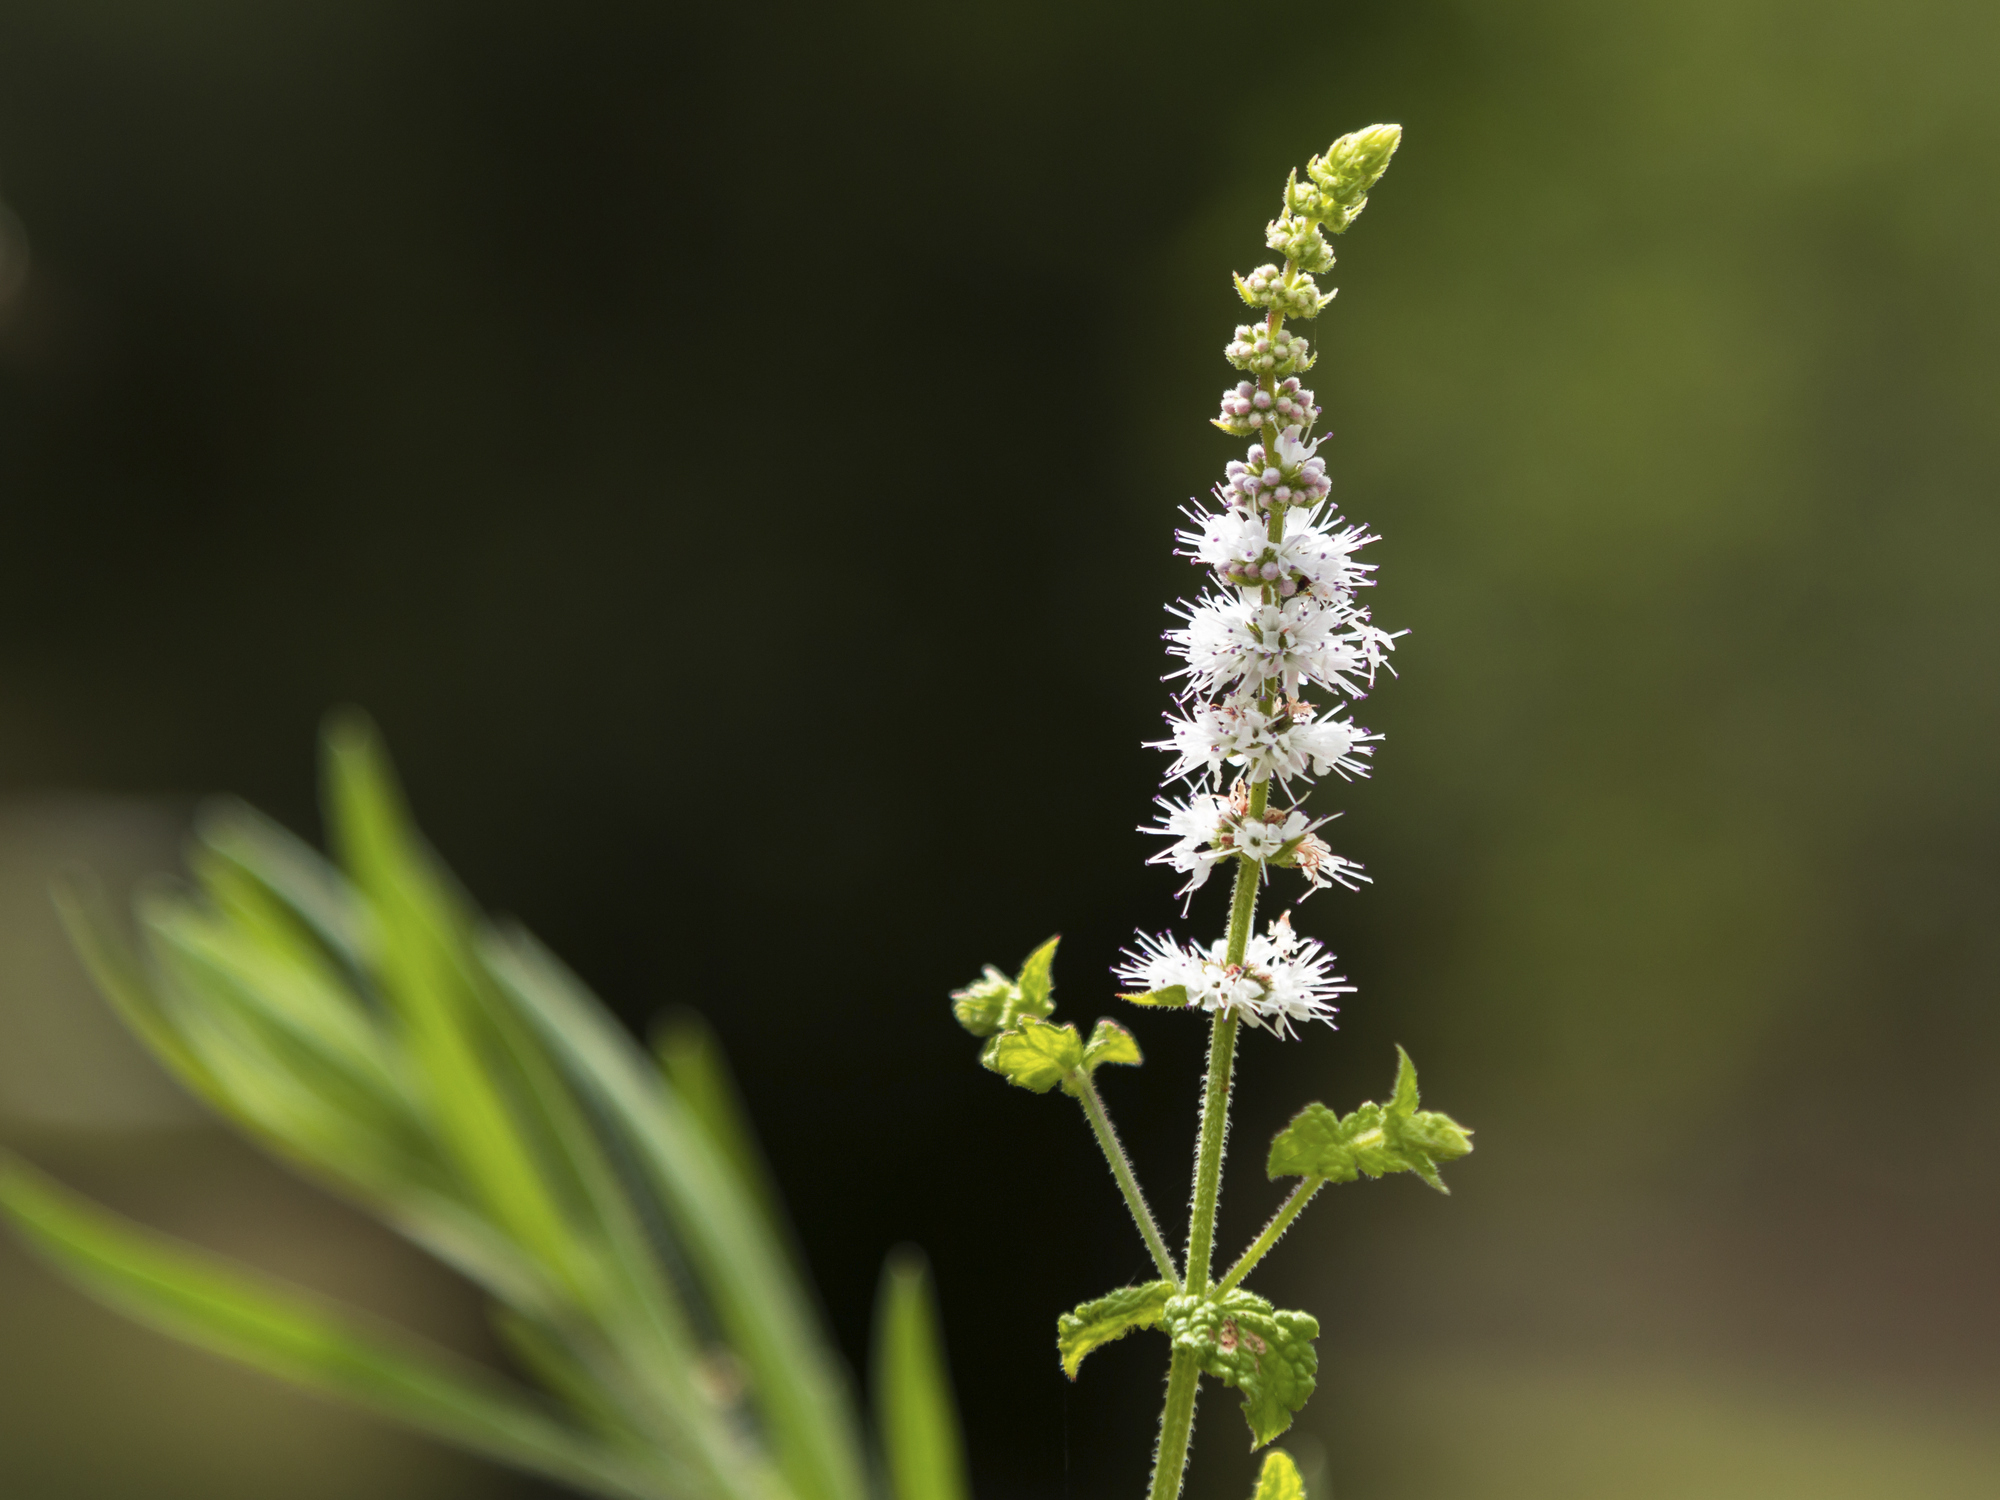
[0,1155,672,1500]
[872,1248,970,1500]
[1081,1019,1142,1073]
[982,1017,1084,1093]
[1015,936,1059,1019]
[1163,1289,1318,1448]
[1251,1449,1306,1500]
[1265,1047,1472,1194]
[948,967,1015,1038]
[1117,984,1190,1009]
[1055,1280,1174,1380]
[950,936,1060,1040]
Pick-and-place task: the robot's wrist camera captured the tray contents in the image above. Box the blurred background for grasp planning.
[0,0,1996,1496]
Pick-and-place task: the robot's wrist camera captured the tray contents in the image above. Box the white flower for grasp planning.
[1153,699,1377,787]
[1271,425,1321,470]
[1115,913,1351,1038]
[1141,792,1234,895]
[1167,593,1377,700]
[1177,503,1380,602]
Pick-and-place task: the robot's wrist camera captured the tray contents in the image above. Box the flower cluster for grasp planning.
[1123,125,1404,1039]
[1144,781,1364,900]
[1213,376,1320,438]
[1116,915,1353,1039]
[1224,322,1314,378]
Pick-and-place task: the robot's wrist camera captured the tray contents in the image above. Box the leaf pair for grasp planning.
[1266,1046,1473,1194]
[952,939,1143,1096]
[1163,1290,1319,1449]
[1057,1282,1318,1448]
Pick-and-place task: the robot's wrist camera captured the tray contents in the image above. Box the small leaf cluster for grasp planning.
[1057,1280,1321,1449]
[1162,1290,1319,1449]
[1266,1046,1473,1193]
[951,939,1142,1096]
[1263,123,1404,273]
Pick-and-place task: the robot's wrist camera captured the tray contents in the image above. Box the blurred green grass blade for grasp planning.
[0,1156,675,1500]
[196,797,375,970]
[655,1010,796,1262]
[320,714,590,1294]
[58,876,564,1317]
[484,925,870,1500]
[872,1249,970,1500]
[52,880,228,1107]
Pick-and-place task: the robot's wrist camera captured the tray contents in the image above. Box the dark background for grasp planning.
[0,1,1996,1497]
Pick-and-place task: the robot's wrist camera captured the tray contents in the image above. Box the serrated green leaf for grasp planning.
[951,937,1060,1044]
[872,1249,970,1500]
[1265,1047,1472,1193]
[1081,1019,1142,1073]
[1014,936,1059,1020]
[1117,984,1190,1009]
[1163,1289,1318,1448]
[947,967,1014,1038]
[1252,1449,1306,1500]
[984,1017,1083,1094]
[1056,1280,1174,1380]
[0,1156,672,1500]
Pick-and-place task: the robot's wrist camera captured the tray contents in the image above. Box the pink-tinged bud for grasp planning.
[1252,391,1272,410]
[1260,562,1281,580]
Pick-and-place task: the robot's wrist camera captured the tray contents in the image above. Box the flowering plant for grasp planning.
[950,123,1472,1500]
[0,124,1468,1500]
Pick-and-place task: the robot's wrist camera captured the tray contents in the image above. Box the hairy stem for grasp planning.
[1147,1346,1201,1500]
[1217,1175,1324,1294]
[1071,1071,1178,1283]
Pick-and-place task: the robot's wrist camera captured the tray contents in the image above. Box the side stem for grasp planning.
[1216,1175,1324,1294]
[1071,1071,1178,1284]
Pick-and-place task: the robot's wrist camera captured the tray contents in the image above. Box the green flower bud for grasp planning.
[1233,263,1336,321]
[1224,321,1316,378]
[1304,122,1402,234]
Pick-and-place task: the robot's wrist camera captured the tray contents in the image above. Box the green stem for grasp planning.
[1071,1071,1178,1284]
[1148,1346,1201,1500]
[1217,1175,1324,1294]
[1148,841,1266,1500]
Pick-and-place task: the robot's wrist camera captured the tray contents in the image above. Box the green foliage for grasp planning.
[1304,124,1403,233]
[1266,1047,1473,1194]
[1055,1280,1175,1380]
[0,1159,667,1500]
[984,1016,1083,1093]
[1083,1019,1142,1071]
[1116,983,1190,1009]
[0,715,964,1500]
[951,936,1059,1037]
[957,938,1143,1096]
[982,1016,1143,1095]
[872,1250,971,1500]
[1251,1450,1306,1500]
[1162,1290,1319,1448]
